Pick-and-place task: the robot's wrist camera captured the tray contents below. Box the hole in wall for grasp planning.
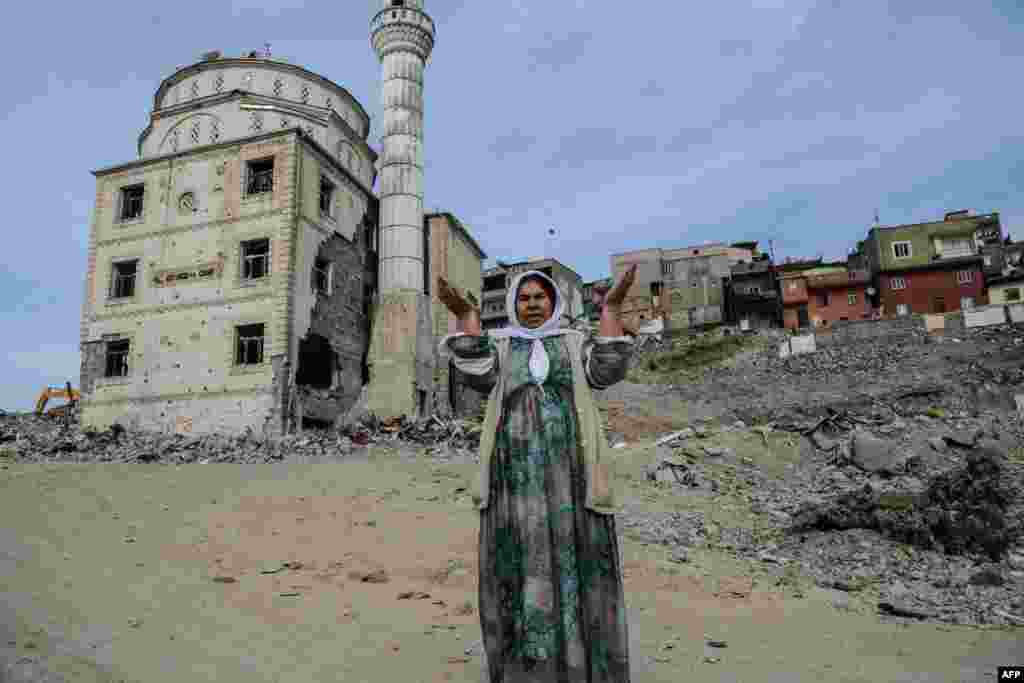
[296,333,336,390]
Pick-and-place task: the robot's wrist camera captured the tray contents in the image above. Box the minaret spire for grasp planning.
[365,0,437,419]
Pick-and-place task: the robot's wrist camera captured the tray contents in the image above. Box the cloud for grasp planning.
[525,31,592,73]
[487,129,539,159]
[544,128,660,168]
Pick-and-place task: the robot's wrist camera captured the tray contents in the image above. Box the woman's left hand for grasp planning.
[605,264,637,310]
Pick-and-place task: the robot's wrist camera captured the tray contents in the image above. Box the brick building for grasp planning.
[859,210,999,316]
[426,213,487,417]
[877,260,984,316]
[779,264,872,330]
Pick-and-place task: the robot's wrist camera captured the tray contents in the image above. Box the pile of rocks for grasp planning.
[0,412,483,465]
[618,419,1024,628]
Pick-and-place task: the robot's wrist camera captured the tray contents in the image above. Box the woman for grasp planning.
[438,264,637,683]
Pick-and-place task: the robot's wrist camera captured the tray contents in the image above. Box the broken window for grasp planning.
[847,292,857,305]
[890,277,907,290]
[818,292,831,307]
[296,334,335,389]
[896,303,910,316]
[110,259,138,299]
[319,175,335,217]
[956,270,974,284]
[235,323,265,365]
[241,239,269,280]
[1006,288,1021,302]
[313,258,332,295]
[104,339,130,378]
[119,184,145,221]
[245,158,274,196]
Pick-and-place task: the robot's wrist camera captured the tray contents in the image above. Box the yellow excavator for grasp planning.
[35,384,80,417]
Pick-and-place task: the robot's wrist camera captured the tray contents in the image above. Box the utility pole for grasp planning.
[769,239,783,328]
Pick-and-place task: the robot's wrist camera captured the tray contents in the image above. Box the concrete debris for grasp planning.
[788,446,1023,562]
[0,411,483,464]
[849,430,908,475]
[654,429,694,446]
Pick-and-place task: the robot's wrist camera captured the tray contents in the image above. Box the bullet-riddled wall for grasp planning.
[81,135,297,435]
[80,129,378,436]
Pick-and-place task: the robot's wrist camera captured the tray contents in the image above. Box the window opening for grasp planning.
[110,260,138,299]
[120,184,145,221]
[245,158,274,195]
[319,176,335,217]
[105,339,130,378]
[241,239,270,280]
[236,323,265,365]
[892,241,912,259]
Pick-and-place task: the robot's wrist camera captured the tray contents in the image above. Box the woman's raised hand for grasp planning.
[605,264,637,310]
[438,277,482,335]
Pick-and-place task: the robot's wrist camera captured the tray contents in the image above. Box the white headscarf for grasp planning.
[489,270,568,387]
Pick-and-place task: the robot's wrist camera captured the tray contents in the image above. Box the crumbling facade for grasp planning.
[79,27,490,435]
[79,52,382,436]
[725,256,781,330]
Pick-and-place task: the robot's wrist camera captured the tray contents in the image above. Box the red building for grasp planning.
[877,257,984,316]
[780,264,872,330]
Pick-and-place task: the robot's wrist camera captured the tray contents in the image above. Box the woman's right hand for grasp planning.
[438,277,482,335]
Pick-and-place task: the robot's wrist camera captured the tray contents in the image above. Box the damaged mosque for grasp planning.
[78,0,488,437]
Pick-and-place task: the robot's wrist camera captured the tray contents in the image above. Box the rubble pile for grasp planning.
[773,340,923,380]
[788,446,1023,561]
[607,320,1024,628]
[0,412,483,465]
[617,419,1024,627]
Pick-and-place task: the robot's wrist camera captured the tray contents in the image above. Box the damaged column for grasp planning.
[365,0,436,420]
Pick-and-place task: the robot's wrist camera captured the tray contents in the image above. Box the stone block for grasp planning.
[964,305,1007,328]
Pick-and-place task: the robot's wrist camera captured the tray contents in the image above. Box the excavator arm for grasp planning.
[35,386,80,415]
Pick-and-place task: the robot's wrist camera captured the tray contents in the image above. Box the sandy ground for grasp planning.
[1,450,1020,683]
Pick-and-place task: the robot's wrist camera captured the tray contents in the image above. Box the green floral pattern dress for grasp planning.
[450,334,632,683]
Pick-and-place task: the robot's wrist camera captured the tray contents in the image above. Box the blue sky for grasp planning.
[2,0,1023,411]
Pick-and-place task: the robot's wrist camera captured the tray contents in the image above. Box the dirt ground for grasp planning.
[2,450,1020,683]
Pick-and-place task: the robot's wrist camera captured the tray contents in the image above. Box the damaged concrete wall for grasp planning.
[288,141,375,428]
[80,134,299,436]
[426,214,484,417]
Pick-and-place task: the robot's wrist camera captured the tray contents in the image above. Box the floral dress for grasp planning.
[448,334,633,683]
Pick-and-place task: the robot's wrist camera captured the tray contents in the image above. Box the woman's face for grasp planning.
[516,278,554,329]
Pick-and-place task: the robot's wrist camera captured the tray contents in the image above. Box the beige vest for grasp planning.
[471,330,622,516]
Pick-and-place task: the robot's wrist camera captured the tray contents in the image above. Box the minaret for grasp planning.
[366,0,437,419]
